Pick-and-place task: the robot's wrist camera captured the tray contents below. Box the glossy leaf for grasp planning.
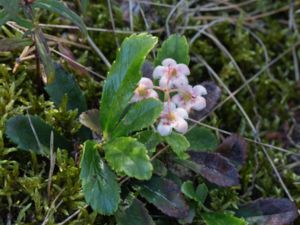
[155,34,189,65]
[80,140,120,215]
[113,99,163,138]
[185,127,218,151]
[5,115,71,155]
[190,82,221,120]
[79,109,101,135]
[136,130,161,154]
[45,65,87,113]
[105,137,153,180]
[202,212,247,225]
[165,132,190,159]
[34,28,55,83]
[100,34,157,138]
[217,134,247,168]
[235,198,298,225]
[0,38,32,52]
[33,0,87,35]
[138,176,189,219]
[178,151,240,187]
[116,198,155,225]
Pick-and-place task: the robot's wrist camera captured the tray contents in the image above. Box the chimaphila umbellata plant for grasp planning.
[132,58,207,136]
[5,33,299,224]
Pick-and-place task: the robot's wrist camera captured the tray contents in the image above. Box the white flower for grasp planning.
[153,58,190,89]
[157,102,189,136]
[172,85,207,112]
[131,77,158,103]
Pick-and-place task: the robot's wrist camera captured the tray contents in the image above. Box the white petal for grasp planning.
[173,75,189,88]
[174,118,188,134]
[139,77,153,88]
[176,64,190,76]
[148,89,158,99]
[159,76,170,88]
[193,85,207,96]
[153,66,166,79]
[192,96,206,111]
[162,58,177,67]
[171,94,183,106]
[157,122,172,136]
[131,93,141,103]
[181,102,193,112]
[174,107,188,119]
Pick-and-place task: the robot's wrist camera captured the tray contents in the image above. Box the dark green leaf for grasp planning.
[34,28,55,83]
[45,65,87,113]
[113,99,163,137]
[116,198,155,225]
[80,140,120,215]
[165,132,190,159]
[185,127,218,151]
[177,151,240,187]
[217,134,247,168]
[154,34,189,66]
[79,109,101,135]
[105,137,153,180]
[202,212,247,225]
[33,0,87,35]
[138,176,189,219]
[136,130,161,154]
[5,115,71,155]
[100,34,157,138]
[0,38,32,52]
[235,198,298,225]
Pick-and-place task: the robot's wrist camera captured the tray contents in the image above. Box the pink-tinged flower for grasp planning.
[131,78,158,102]
[172,85,207,112]
[157,102,189,136]
[153,58,190,89]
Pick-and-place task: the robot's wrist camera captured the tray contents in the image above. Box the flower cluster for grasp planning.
[132,58,207,136]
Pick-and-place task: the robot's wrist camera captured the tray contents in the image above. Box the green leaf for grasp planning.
[164,132,190,159]
[34,28,55,83]
[80,140,120,215]
[100,34,157,138]
[113,99,163,137]
[79,109,101,135]
[136,130,161,154]
[0,0,19,17]
[33,0,87,35]
[185,127,218,151]
[195,183,208,204]
[5,115,71,155]
[0,38,32,52]
[181,181,195,200]
[45,65,87,113]
[105,137,153,180]
[0,10,10,26]
[0,1,32,28]
[80,0,89,14]
[202,212,247,225]
[138,176,189,219]
[181,181,207,204]
[116,198,155,225]
[154,34,189,66]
